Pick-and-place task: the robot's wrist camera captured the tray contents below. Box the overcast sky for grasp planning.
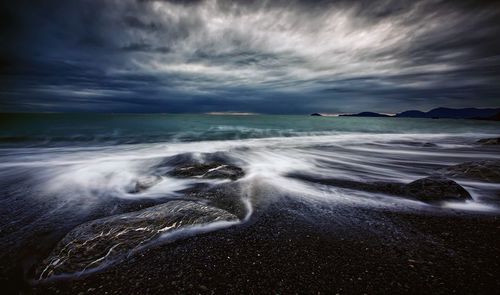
[1,0,499,113]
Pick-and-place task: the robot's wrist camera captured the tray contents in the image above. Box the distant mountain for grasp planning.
[396,110,427,118]
[395,107,500,120]
[427,107,500,119]
[312,107,500,120]
[310,113,322,116]
[340,112,391,117]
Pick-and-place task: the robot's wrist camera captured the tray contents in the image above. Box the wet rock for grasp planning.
[477,137,500,145]
[287,173,405,196]
[36,201,238,279]
[156,152,245,180]
[157,152,232,168]
[128,175,162,193]
[170,163,244,180]
[389,140,437,148]
[203,164,245,180]
[439,160,500,183]
[289,174,471,203]
[402,176,472,202]
[422,142,437,148]
[183,183,248,219]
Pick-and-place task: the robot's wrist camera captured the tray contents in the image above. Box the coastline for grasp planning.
[0,116,499,294]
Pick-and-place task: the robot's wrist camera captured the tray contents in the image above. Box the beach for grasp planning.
[0,114,499,293]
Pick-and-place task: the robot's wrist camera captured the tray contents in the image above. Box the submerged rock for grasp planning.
[37,201,238,279]
[422,142,437,148]
[287,174,404,195]
[402,176,472,202]
[128,175,162,193]
[439,160,500,183]
[477,137,500,145]
[289,174,471,203]
[170,163,244,180]
[388,140,437,147]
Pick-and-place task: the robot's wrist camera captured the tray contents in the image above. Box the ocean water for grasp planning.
[1,114,499,279]
[2,113,500,145]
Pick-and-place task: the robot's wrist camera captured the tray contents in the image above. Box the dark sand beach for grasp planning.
[31,199,500,294]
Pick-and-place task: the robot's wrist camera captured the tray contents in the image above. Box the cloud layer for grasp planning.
[1,0,500,113]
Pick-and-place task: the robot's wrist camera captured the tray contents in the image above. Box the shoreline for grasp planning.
[0,125,498,294]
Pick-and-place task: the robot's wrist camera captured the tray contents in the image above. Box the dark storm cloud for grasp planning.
[1,0,499,113]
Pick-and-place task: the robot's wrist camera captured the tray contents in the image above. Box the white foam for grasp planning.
[0,132,498,213]
[441,201,498,213]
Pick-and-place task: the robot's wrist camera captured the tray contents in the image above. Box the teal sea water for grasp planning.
[2,113,500,145]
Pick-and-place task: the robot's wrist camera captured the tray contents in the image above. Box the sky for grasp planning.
[1,0,500,114]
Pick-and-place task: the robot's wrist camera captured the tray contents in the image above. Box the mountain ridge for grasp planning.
[316,107,500,120]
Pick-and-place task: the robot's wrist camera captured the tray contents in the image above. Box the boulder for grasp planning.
[37,201,238,279]
[422,142,437,148]
[155,152,245,180]
[170,163,244,180]
[477,137,500,145]
[402,176,471,202]
[439,160,500,183]
[287,173,405,195]
[183,183,248,219]
[389,140,437,147]
[289,173,471,203]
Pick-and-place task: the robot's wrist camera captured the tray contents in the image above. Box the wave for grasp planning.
[1,132,498,207]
